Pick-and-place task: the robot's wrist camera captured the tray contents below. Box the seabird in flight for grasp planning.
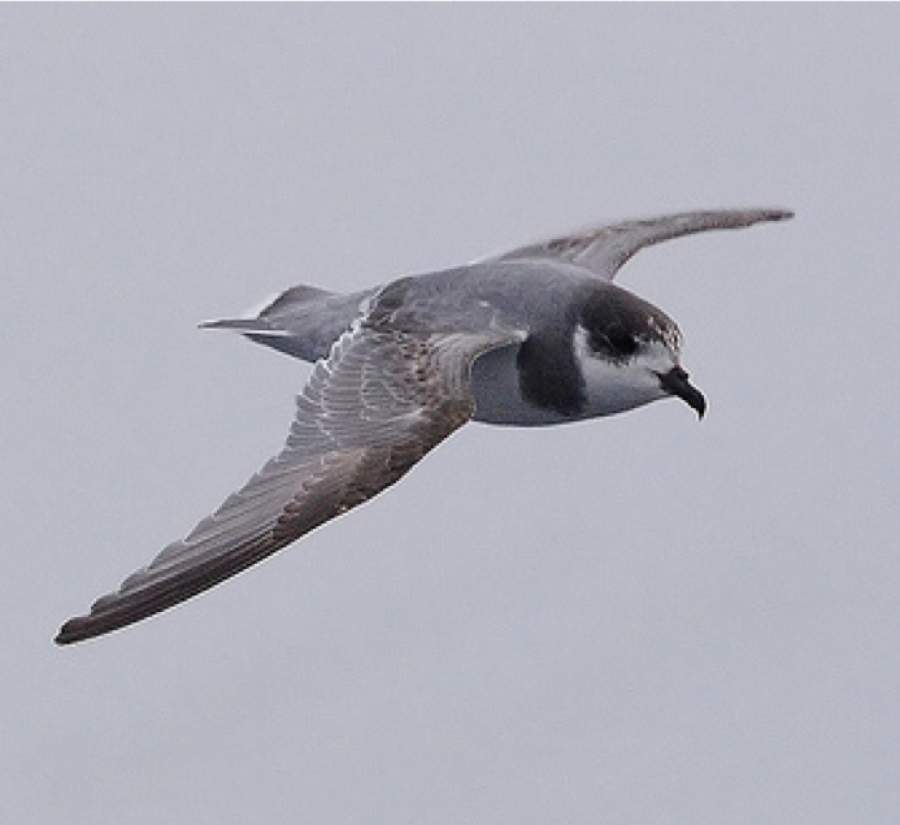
[56,207,791,644]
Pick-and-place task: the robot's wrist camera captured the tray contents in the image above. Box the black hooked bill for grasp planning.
[658,366,707,419]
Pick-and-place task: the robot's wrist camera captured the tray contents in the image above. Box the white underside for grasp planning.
[470,343,670,427]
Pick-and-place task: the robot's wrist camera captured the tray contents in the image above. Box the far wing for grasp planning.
[481,207,793,280]
[56,304,520,644]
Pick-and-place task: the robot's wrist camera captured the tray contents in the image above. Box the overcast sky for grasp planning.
[3,6,898,824]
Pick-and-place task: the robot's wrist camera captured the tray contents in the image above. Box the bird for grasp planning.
[55,207,792,644]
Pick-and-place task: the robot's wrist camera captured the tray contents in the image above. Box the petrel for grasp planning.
[56,207,792,644]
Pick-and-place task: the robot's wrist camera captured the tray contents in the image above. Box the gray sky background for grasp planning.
[2,6,898,824]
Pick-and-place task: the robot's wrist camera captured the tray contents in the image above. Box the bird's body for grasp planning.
[222,260,689,425]
[56,207,791,644]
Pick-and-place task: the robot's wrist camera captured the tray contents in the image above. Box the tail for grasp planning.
[200,284,375,363]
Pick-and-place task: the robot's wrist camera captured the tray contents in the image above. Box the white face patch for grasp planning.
[573,326,676,416]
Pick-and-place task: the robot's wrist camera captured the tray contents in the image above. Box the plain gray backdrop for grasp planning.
[2,6,897,824]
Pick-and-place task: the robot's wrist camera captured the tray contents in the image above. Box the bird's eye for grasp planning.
[606,328,638,356]
[586,325,640,361]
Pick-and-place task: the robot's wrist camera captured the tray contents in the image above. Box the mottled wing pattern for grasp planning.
[56,304,519,644]
[483,208,793,280]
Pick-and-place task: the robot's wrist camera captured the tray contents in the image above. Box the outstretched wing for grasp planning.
[56,298,520,644]
[481,208,793,280]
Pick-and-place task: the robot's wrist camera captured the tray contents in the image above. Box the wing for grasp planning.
[481,207,793,280]
[56,299,520,644]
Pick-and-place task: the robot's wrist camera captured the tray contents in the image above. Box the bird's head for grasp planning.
[575,284,706,419]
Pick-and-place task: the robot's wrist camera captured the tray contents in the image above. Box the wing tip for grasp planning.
[55,592,145,646]
[55,605,149,646]
[696,206,794,228]
[756,207,794,223]
[54,616,93,646]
